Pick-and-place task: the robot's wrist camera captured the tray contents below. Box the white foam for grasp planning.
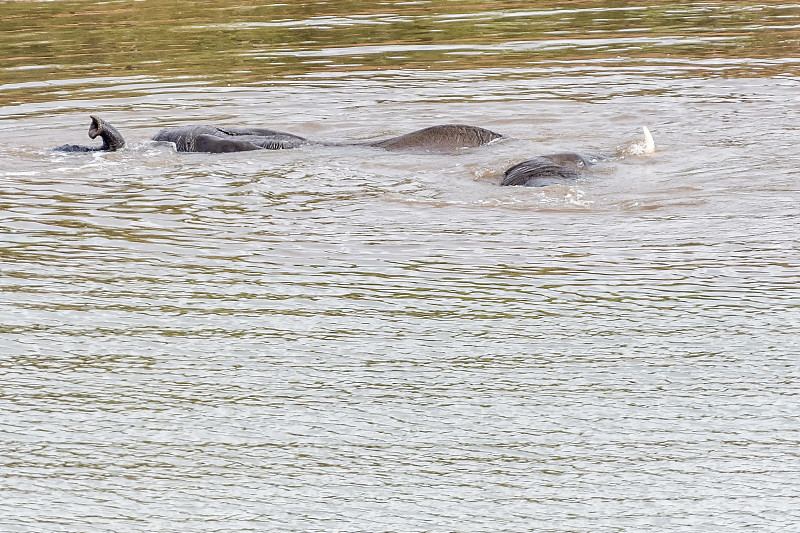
[622,126,656,156]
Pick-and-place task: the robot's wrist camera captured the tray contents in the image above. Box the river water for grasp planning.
[1,1,799,531]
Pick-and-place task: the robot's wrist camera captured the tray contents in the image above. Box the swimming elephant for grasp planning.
[151,125,312,152]
[55,117,504,154]
[54,116,654,186]
[501,152,600,187]
[501,126,654,187]
[153,123,504,152]
[363,124,503,151]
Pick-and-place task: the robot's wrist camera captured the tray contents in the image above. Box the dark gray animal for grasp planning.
[501,126,654,186]
[501,152,602,187]
[364,124,503,151]
[151,125,311,152]
[56,117,503,154]
[54,117,653,187]
[152,123,504,152]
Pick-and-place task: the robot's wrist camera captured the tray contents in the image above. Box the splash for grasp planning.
[619,126,655,157]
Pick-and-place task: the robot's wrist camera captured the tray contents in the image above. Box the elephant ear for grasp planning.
[501,157,582,187]
[193,134,262,153]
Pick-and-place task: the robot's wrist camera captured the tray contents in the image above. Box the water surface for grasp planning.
[1,1,799,531]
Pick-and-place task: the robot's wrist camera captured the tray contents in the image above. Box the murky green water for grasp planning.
[1,1,799,531]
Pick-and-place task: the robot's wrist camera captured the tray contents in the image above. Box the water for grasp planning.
[1,1,800,531]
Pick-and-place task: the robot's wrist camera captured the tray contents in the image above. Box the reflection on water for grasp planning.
[1,1,800,531]
[2,0,800,105]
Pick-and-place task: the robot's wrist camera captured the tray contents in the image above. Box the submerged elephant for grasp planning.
[500,126,655,187]
[54,115,654,187]
[54,115,504,153]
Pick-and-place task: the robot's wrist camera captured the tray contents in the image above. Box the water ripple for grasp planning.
[2,1,800,531]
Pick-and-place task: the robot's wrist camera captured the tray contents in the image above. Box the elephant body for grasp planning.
[54,116,654,187]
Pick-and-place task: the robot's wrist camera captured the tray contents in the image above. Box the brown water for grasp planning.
[1,1,800,531]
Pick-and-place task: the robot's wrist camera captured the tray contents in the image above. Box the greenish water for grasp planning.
[3,0,800,106]
[1,1,799,531]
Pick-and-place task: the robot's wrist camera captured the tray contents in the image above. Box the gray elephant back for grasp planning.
[367,124,504,152]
